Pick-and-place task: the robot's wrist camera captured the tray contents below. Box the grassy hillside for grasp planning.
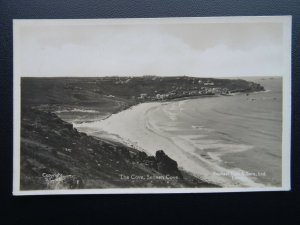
[21,108,217,189]
[21,76,264,105]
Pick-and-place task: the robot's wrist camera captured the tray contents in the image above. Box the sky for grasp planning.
[15,17,289,77]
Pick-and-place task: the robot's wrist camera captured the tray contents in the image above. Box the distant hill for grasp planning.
[21,76,264,108]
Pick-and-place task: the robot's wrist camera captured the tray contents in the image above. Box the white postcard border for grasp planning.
[13,16,292,195]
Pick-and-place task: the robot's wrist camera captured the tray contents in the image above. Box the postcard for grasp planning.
[13,16,291,195]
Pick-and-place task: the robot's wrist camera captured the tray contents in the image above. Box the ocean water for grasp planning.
[74,77,282,187]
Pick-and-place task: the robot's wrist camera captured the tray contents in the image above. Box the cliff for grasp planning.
[21,107,217,189]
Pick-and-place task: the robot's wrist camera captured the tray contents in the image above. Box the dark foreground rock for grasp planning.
[155,150,183,178]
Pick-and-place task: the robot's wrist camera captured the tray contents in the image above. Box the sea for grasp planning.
[71,77,283,188]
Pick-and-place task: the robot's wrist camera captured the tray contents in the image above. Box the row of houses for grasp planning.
[136,87,230,101]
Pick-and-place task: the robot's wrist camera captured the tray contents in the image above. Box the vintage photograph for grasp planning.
[13,16,291,194]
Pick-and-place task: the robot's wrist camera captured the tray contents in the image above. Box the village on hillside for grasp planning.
[61,76,264,102]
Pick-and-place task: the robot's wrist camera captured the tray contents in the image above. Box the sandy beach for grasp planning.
[74,78,282,187]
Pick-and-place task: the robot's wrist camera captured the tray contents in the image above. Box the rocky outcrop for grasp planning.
[155,150,182,178]
[134,150,182,178]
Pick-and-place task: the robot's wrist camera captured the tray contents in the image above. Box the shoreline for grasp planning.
[72,89,267,124]
[73,93,269,188]
[70,93,245,125]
